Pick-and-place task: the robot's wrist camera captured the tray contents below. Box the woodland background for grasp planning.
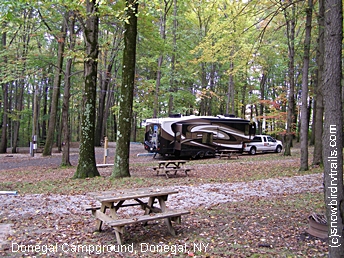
[0,0,330,156]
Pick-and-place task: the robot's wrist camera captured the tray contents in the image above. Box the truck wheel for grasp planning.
[275,146,282,153]
[249,147,256,155]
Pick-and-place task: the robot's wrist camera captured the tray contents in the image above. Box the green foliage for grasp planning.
[0,0,322,148]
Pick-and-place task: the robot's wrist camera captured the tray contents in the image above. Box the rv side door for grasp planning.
[174,123,182,151]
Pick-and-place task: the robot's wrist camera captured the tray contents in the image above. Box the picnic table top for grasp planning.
[158,160,188,164]
[89,187,178,203]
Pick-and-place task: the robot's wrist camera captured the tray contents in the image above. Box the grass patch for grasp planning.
[0,150,323,195]
[112,192,327,257]
[183,192,326,257]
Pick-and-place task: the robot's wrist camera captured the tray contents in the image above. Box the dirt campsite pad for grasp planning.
[0,143,327,257]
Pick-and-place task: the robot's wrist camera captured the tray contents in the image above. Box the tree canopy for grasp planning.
[1,0,326,149]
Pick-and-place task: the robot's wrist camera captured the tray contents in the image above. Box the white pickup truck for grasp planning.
[243,135,283,155]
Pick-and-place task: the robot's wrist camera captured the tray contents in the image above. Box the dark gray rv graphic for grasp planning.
[144,115,256,158]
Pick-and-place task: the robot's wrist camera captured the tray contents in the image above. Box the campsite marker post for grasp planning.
[103,137,109,164]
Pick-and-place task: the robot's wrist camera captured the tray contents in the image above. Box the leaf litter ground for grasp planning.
[0,143,327,257]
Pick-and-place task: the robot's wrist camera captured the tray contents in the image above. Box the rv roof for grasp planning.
[145,115,248,124]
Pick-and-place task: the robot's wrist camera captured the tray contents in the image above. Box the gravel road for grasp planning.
[0,173,323,219]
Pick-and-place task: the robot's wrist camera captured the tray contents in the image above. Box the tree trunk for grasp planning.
[61,58,72,166]
[227,57,235,115]
[153,1,171,118]
[258,73,267,134]
[200,63,207,116]
[240,74,247,119]
[154,55,163,118]
[168,0,178,115]
[103,79,117,139]
[61,11,75,167]
[131,112,137,142]
[0,29,8,153]
[74,0,100,178]
[283,2,296,156]
[32,82,39,156]
[56,112,62,152]
[299,0,313,171]
[322,0,344,255]
[0,81,8,153]
[312,0,324,166]
[41,80,49,142]
[43,14,67,156]
[95,63,110,146]
[11,80,25,153]
[95,30,120,146]
[112,0,138,178]
[11,10,32,153]
[208,62,215,116]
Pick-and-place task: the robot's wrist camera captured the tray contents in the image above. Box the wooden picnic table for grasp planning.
[216,149,240,159]
[86,187,190,244]
[153,160,192,178]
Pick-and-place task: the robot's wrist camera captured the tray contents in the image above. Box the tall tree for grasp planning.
[299,0,313,171]
[42,11,67,156]
[189,1,214,116]
[227,57,235,115]
[257,72,267,135]
[61,11,76,167]
[168,0,178,115]
[283,1,296,156]
[153,0,172,118]
[95,27,122,146]
[11,8,33,153]
[312,0,324,166]
[322,0,344,255]
[74,0,100,178]
[112,0,138,178]
[0,27,8,153]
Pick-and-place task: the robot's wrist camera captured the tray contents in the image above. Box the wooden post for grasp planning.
[103,136,108,164]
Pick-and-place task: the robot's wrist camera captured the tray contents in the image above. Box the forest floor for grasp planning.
[0,143,327,257]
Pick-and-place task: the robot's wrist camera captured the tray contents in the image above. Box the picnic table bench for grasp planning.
[86,187,190,244]
[215,149,240,159]
[152,160,192,178]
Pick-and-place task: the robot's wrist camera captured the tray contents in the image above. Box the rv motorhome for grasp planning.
[144,115,256,158]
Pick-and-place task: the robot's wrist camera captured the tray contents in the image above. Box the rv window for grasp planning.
[202,133,213,144]
[230,123,250,135]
